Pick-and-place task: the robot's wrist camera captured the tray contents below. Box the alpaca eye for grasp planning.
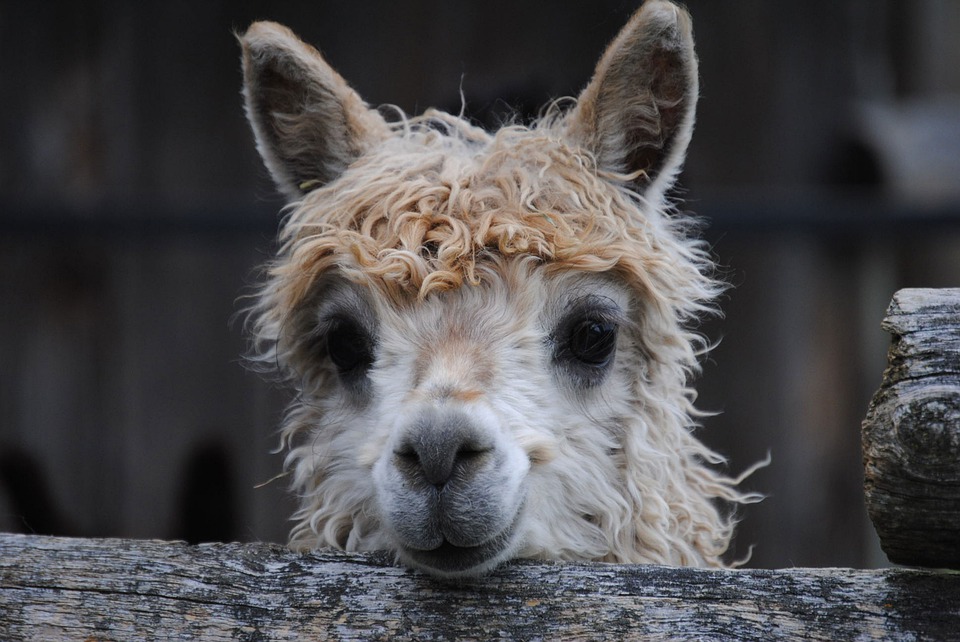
[551,298,623,388]
[569,319,618,367]
[327,319,374,375]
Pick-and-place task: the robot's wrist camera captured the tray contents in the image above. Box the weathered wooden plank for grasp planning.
[1,534,958,641]
[880,288,960,335]
[863,288,960,569]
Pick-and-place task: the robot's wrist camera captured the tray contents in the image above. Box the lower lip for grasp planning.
[405,534,509,574]
[402,514,521,575]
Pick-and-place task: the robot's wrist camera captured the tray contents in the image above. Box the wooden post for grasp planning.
[863,287,960,569]
[1,533,959,641]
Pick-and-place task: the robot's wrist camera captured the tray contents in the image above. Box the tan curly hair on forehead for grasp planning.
[268,110,717,326]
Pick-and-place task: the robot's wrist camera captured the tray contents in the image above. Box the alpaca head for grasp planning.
[241,0,757,577]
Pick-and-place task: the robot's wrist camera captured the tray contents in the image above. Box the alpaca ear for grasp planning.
[239,22,390,201]
[565,0,698,203]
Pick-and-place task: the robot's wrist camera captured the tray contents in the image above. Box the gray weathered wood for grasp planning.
[1,533,958,641]
[863,287,960,569]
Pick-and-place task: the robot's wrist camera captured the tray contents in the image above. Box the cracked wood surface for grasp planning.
[2,534,959,641]
[863,288,960,569]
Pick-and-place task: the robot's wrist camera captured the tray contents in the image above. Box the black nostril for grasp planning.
[395,443,418,462]
[393,444,423,481]
[456,445,486,460]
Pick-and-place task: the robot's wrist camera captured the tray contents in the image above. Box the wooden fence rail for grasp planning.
[2,287,959,640]
[1,534,959,641]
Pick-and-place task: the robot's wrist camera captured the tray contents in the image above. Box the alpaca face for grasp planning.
[241,0,761,576]
[305,268,635,575]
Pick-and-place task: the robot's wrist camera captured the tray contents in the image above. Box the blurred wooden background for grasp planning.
[2,0,959,568]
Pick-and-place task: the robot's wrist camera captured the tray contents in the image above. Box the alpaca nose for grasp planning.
[394,412,493,487]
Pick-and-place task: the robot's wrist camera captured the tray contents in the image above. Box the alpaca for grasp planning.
[240,0,762,578]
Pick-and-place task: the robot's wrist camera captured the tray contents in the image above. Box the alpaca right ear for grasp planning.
[239,22,390,201]
[564,0,698,205]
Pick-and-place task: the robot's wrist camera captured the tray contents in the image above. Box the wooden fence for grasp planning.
[1,534,958,641]
[1,288,958,640]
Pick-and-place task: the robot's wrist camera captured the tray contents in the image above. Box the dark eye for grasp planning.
[550,296,624,388]
[327,319,374,375]
[569,319,618,367]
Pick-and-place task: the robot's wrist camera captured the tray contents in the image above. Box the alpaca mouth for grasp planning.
[397,506,524,576]
[401,523,518,576]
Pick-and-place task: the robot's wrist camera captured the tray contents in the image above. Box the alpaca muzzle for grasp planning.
[375,408,527,576]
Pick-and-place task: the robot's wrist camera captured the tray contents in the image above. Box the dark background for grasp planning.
[2,0,959,569]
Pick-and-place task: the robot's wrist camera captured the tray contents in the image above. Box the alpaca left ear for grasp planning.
[239,21,390,202]
[565,0,698,203]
